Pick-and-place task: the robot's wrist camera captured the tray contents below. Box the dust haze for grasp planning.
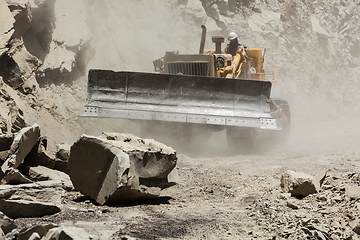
[76,0,360,155]
[18,0,359,155]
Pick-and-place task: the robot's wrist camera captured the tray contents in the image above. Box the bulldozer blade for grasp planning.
[80,69,280,130]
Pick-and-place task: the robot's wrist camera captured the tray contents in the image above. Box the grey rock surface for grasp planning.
[68,133,178,205]
[0,199,60,218]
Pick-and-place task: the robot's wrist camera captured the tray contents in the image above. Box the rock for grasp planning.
[7,39,41,94]
[5,228,18,240]
[332,195,342,202]
[0,227,4,240]
[68,133,178,205]
[23,136,56,169]
[0,181,63,218]
[314,168,328,186]
[53,143,71,174]
[311,16,330,37]
[17,223,57,240]
[313,230,327,240]
[286,200,299,209]
[8,103,26,132]
[26,166,73,190]
[1,124,40,174]
[0,199,60,218]
[0,134,13,151]
[180,0,207,26]
[345,185,360,200]
[279,192,291,200]
[35,0,92,82]
[0,0,15,57]
[42,226,92,240]
[56,143,70,161]
[1,168,32,184]
[6,0,32,38]
[350,220,360,235]
[28,232,41,240]
[0,180,64,204]
[0,211,16,234]
[280,170,320,198]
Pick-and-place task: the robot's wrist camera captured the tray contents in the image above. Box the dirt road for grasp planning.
[14,117,360,239]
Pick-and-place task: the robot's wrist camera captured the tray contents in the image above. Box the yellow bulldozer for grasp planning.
[80,26,290,152]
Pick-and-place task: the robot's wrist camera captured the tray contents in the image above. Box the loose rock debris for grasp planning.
[0,123,178,239]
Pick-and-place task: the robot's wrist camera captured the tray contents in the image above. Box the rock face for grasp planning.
[68,133,178,205]
[281,170,320,198]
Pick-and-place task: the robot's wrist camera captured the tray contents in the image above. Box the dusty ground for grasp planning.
[14,117,360,240]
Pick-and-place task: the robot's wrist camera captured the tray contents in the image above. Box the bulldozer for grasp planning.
[80,26,290,151]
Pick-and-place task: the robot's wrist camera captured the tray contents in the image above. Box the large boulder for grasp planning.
[68,133,178,205]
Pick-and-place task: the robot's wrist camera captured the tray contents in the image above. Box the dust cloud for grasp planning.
[63,1,359,155]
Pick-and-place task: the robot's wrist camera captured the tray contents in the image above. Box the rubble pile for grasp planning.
[243,171,360,239]
[0,123,178,239]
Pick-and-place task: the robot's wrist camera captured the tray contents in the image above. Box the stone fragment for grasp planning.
[24,136,56,169]
[0,227,4,240]
[26,166,73,190]
[0,180,64,204]
[286,200,299,209]
[6,0,32,37]
[279,193,291,200]
[0,134,14,151]
[5,229,18,240]
[0,211,16,234]
[17,223,57,240]
[1,168,32,184]
[53,143,71,174]
[332,195,342,202]
[28,232,41,240]
[314,168,328,186]
[0,199,60,218]
[42,226,92,240]
[1,124,40,173]
[314,230,327,240]
[345,185,360,200]
[0,0,15,56]
[68,133,178,205]
[281,170,320,198]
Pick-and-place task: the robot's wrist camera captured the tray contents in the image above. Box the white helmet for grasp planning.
[228,32,238,41]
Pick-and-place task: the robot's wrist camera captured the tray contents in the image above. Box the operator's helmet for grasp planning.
[228,32,238,41]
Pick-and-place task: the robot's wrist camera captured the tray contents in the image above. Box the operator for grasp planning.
[225,32,242,56]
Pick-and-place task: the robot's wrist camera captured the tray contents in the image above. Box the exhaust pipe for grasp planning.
[199,25,206,54]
